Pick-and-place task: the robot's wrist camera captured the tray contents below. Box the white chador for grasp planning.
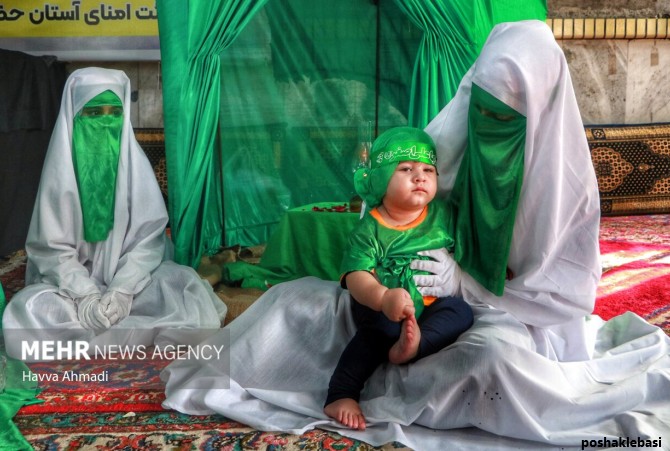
[3,68,226,359]
[160,21,670,450]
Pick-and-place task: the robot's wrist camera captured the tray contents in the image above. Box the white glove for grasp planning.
[411,248,462,298]
[77,293,111,332]
[101,290,133,326]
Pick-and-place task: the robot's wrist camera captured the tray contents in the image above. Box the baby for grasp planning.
[324,126,474,430]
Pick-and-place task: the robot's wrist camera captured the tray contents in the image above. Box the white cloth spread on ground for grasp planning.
[2,68,226,358]
[160,21,670,450]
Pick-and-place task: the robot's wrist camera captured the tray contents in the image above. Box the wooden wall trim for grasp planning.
[547,18,670,40]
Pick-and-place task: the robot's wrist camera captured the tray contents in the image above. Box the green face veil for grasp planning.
[72,90,123,242]
[449,83,526,295]
[354,126,437,208]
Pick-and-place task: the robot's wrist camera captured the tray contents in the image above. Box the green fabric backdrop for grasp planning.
[157,0,270,267]
[157,0,546,267]
[0,282,43,450]
[394,0,547,129]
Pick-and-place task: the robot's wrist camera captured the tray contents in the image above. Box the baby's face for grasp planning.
[384,161,437,211]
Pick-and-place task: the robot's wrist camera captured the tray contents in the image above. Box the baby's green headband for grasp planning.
[353,126,437,208]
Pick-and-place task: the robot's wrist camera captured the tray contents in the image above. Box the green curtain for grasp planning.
[218,1,392,246]
[393,0,547,129]
[0,282,43,451]
[0,354,42,451]
[157,0,270,267]
[0,281,5,330]
[391,0,476,129]
[158,0,546,265]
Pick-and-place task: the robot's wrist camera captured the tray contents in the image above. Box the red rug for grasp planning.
[593,214,670,337]
[13,350,410,450]
[20,355,169,414]
[593,215,670,335]
[595,240,670,322]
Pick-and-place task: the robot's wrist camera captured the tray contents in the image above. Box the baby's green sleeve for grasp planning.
[339,216,379,288]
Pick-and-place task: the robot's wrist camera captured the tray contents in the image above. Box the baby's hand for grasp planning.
[381,288,415,322]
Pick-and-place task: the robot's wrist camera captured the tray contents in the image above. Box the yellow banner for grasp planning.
[0,1,158,38]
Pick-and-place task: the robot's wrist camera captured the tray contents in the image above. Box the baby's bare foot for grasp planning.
[388,315,420,364]
[324,398,366,430]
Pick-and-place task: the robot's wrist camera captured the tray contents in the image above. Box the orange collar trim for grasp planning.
[370,206,428,231]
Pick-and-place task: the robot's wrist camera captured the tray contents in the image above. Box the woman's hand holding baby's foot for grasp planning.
[324,398,366,430]
[388,314,420,364]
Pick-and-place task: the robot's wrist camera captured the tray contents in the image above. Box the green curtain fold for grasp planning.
[157,0,270,267]
[392,0,547,129]
[0,355,43,451]
[0,281,5,327]
[391,0,477,129]
[219,1,385,246]
[0,282,43,450]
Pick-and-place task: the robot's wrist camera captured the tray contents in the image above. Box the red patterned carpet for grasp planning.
[596,241,670,320]
[20,357,168,414]
[15,354,409,450]
[2,214,669,450]
[595,214,670,335]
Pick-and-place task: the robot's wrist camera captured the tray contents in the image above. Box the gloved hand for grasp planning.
[77,293,111,332]
[101,290,133,326]
[410,248,462,298]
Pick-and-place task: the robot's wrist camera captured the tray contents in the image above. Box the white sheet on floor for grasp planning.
[161,277,670,450]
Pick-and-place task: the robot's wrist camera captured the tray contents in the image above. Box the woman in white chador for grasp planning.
[160,21,669,450]
[2,68,226,358]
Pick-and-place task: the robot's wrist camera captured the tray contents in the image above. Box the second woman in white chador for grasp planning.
[3,68,226,358]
